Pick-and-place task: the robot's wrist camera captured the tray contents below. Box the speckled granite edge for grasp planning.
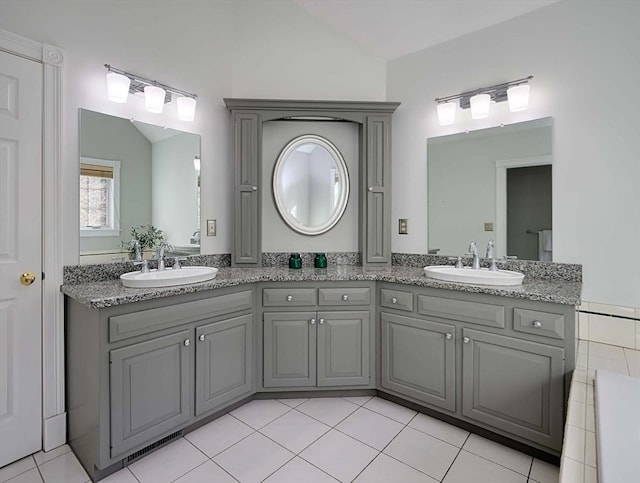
[62,266,582,309]
[261,252,361,267]
[392,253,582,282]
[63,254,231,285]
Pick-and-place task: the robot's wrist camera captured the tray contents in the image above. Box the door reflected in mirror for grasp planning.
[273,134,350,235]
[427,117,552,261]
[79,109,201,264]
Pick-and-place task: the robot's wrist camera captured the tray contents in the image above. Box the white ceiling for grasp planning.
[132,120,181,144]
[293,0,560,60]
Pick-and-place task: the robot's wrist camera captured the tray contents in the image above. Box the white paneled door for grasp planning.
[0,50,43,466]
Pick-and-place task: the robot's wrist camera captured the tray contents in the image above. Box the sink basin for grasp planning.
[424,265,524,286]
[120,266,218,288]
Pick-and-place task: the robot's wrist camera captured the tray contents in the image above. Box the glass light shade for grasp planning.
[193,156,201,172]
[144,85,166,113]
[106,72,130,103]
[507,84,530,112]
[177,96,197,122]
[437,102,457,126]
[470,93,491,119]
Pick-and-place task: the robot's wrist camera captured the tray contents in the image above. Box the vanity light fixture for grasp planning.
[193,156,201,172]
[435,75,533,125]
[104,64,198,120]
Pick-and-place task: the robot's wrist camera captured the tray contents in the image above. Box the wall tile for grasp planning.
[578,312,589,340]
[588,302,635,318]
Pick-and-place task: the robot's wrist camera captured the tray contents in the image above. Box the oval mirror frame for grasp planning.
[273,134,350,236]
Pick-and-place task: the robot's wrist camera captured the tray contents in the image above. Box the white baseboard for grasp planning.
[43,412,66,451]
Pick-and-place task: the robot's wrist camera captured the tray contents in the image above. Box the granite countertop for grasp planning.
[61,266,582,309]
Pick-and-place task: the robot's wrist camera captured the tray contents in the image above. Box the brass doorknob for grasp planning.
[20,272,36,286]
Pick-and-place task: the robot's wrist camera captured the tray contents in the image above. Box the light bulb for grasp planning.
[470,93,491,119]
[193,156,201,172]
[507,84,530,112]
[106,72,130,103]
[437,102,456,126]
[144,85,166,113]
[177,97,197,122]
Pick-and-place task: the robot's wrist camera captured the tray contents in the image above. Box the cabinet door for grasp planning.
[380,313,456,411]
[110,330,191,457]
[317,311,370,387]
[462,328,565,451]
[363,115,391,265]
[263,312,316,387]
[233,112,260,265]
[195,314,253,416]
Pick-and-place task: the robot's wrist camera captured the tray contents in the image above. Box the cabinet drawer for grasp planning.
[262,288,316,307]
[109,290,253,342]
[318,288,370,306]
[514,308,565,340]
[417,295,504,328]
[380,288,413,312]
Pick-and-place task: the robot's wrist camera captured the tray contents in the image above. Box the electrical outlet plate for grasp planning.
[484,222,494,232]
[206,219,216,236]
[398,218,408,235]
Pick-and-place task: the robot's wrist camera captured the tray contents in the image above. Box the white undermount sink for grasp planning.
[424,265,524,286]
[120,266,219,288]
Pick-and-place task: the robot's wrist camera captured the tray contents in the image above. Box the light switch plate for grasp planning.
[398,218,408,235]
[484,222,494,232]
[206,219,216,236]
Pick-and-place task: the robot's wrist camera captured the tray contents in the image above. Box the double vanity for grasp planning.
[62,262,580,481]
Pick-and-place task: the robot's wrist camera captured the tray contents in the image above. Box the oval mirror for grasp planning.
[273,134,350,235]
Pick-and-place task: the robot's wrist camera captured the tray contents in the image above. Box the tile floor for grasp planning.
[1,396,559,483]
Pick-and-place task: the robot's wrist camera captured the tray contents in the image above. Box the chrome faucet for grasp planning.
[128,239,142,261]
[486,239,498,271]
[468,241,480,269]
[156,241,174,271]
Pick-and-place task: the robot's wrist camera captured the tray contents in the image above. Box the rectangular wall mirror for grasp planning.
[79,109,201,264]
[427,117,552,261]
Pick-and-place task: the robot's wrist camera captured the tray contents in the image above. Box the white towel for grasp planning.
[538,230,552,261]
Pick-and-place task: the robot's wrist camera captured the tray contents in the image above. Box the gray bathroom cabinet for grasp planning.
[378,283,574,454]
[224,99,400,267]
[66,286,255,480]
[260,282,375,390]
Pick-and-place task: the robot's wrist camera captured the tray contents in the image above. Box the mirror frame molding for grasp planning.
[225,98,400,267]
[273,134,350,236]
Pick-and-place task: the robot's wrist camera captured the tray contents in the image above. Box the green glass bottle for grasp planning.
[314,253,327,268]
[289,253,302,269]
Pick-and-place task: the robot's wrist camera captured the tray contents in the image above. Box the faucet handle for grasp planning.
[448,256,463,269]
[173,257,188,269]
[133,259,150,273]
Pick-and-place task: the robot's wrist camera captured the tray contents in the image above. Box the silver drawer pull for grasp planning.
[319,318,325,325]
[463,336,470,344]
[310,318,316,325]
[533,320,543,329]
[251,186,258,191]
[286,295,293,302]
[198,334,205,342]
[342,294,349,301]
[184,339,190,347]
[391,297,398,304]
[368,186,374,192]
[446,333,453,340]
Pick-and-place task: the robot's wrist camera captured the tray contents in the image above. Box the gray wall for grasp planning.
[79,110,152,253]
[152,134,201,247]
[262,121,359,252]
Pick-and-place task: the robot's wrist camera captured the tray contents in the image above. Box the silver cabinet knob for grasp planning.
[463,336,470,344]
[391,297,398,304]
[286,295,293,302]
[342,294,349,301]
[198,334,205,342]
[319,318,325,325]
[533,320,543,329]
[184,339,190,346]
[251,186,258,191]
[310,318,316,325]
[446,333,453,340]
[368,187,374,192]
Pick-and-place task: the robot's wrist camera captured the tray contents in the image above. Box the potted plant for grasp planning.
[126,224,165,260]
